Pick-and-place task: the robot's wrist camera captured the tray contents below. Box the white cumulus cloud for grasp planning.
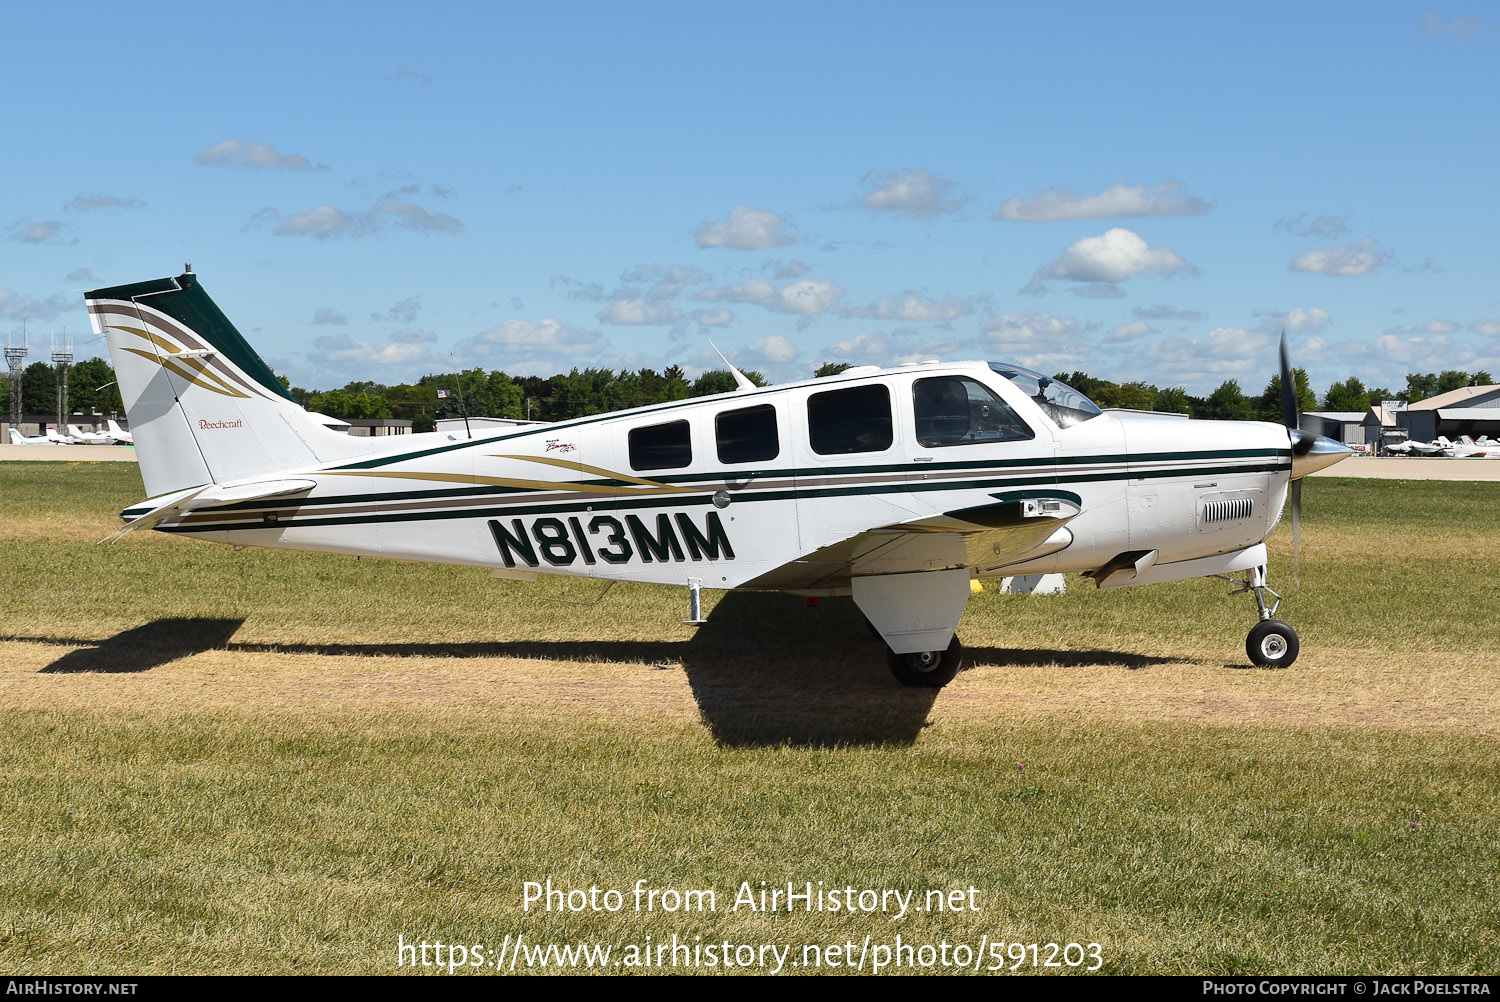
[693,206,794,250]
[0,284,71,320]
[842,293,974,324]
[996,180,1210,222]
[261,198,461,239]
[64,193,144,212]
[7,219,65,244]
[859,168,967,218]
[598,300,683,325]
[1106,320,1156,343]
[1139,328,1272,384]
[460,318,607,359]
[981,312,1079,352]
[1469,318,1500,337]
[1028,228,1196,292]
[692,309,734,327]
[195,138,327,171]
[743,335,800,366]
[697,277,844,316]
[1290,238,1390,277]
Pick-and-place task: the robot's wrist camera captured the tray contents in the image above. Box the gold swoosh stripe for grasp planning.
[113,326,249,399]
[120,347,250,398]
[490,453,687,491]
[324,470,630,495]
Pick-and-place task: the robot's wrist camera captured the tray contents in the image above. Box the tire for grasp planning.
[887,636,964,687]
[1246,619,1300,668]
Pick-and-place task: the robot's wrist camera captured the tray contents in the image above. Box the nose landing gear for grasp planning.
[1215,564,1300,667]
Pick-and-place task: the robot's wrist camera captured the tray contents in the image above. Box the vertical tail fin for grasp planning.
[84,269,361,497]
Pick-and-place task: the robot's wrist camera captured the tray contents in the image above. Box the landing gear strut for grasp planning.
[886,636,964,687]
[1215,564,1300,667]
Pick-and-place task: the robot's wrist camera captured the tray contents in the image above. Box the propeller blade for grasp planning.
[1278,329,1297,431]
[1291,478,1302,586]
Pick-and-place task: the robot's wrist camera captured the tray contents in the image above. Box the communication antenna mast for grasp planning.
[5,322,29,431]
[52,331,73,435]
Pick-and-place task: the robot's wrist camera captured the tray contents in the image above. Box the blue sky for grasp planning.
[4,2,1499,396]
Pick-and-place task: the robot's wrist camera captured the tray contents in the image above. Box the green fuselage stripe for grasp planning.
[154,459,1287,535]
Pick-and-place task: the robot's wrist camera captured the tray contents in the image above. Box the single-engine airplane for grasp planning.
[105,418,134,446]
[84,269,1352,686]
[8,428,59,446]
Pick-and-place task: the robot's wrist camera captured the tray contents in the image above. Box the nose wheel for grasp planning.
[1246,618,1299,667]
[1215,564,1301,668]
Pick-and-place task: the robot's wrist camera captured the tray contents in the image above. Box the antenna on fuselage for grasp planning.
[709,341,756,392]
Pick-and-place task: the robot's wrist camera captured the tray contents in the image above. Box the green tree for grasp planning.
[1403,373,1438,402]
[661,365,689,401]
[45,357,123,417]
[21,361,55,415]
[690,369,768,397]
[1257,369,1315,420]
[385,382,439,422]
[1201,379,1253,421]
[1323,377,1370,413]
[1152,386,1192,415]
[1436,370,1472,395]
[814,361,853,377]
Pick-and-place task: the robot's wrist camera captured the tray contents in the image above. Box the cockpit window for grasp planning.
[988,363,1102,428]
[913,376,1033,447]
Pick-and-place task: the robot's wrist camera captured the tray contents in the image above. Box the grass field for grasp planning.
[1,461,1497,975]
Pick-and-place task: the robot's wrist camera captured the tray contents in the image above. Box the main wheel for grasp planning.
[887,636,964,687]
[1246,619,1300,667]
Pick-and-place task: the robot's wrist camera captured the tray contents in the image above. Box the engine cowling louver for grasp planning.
[1202,497,1254,524]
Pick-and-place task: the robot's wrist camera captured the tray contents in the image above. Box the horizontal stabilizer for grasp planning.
[106,479,317,542]
[188,479,317,508]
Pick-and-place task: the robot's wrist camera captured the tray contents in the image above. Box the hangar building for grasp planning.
[1399,385,1500,442]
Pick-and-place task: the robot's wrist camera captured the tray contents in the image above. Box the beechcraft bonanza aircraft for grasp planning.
[84,269,1352,686]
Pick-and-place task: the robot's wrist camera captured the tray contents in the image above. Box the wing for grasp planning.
[741,489,1082,592]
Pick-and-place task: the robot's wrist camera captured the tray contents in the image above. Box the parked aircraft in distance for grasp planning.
[106,418,134,445]
[8,428,58,445]
[68,423,119,445]
[84,269,1352,685]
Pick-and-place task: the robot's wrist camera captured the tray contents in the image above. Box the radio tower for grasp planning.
[5,323,27,432]
[52,333,73,436]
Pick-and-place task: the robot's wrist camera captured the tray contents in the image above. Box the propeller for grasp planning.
[1277,332,1356,585]
[1278,331,1303,583]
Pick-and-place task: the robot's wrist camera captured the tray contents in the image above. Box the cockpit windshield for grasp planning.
[988,363,1102,428]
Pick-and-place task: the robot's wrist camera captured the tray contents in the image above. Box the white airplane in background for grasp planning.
[84,269,1352,684]
[106,418,134,445]
[8,428,59,445]
[45,427,79,445]
[68,423,118,445]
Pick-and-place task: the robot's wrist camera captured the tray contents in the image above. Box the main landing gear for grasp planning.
[1215,564,1300,668]
[886,636,964,688]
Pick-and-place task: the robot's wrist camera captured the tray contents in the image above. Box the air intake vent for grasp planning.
[1203,497,1253,524]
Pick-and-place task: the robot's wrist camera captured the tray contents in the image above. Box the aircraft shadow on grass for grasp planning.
[35,617,247,674]
[22,599,1175,748]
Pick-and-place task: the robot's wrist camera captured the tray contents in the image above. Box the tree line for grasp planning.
[0,358,123,418]
[6,357,1493,430]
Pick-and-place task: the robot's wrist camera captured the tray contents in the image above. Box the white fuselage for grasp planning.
[140,362,1292,593]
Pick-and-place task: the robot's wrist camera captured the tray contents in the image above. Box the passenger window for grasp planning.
[808,384,893,455]
[913,376,1033,447]
[629,419,692,470]
[716,404,780,464]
